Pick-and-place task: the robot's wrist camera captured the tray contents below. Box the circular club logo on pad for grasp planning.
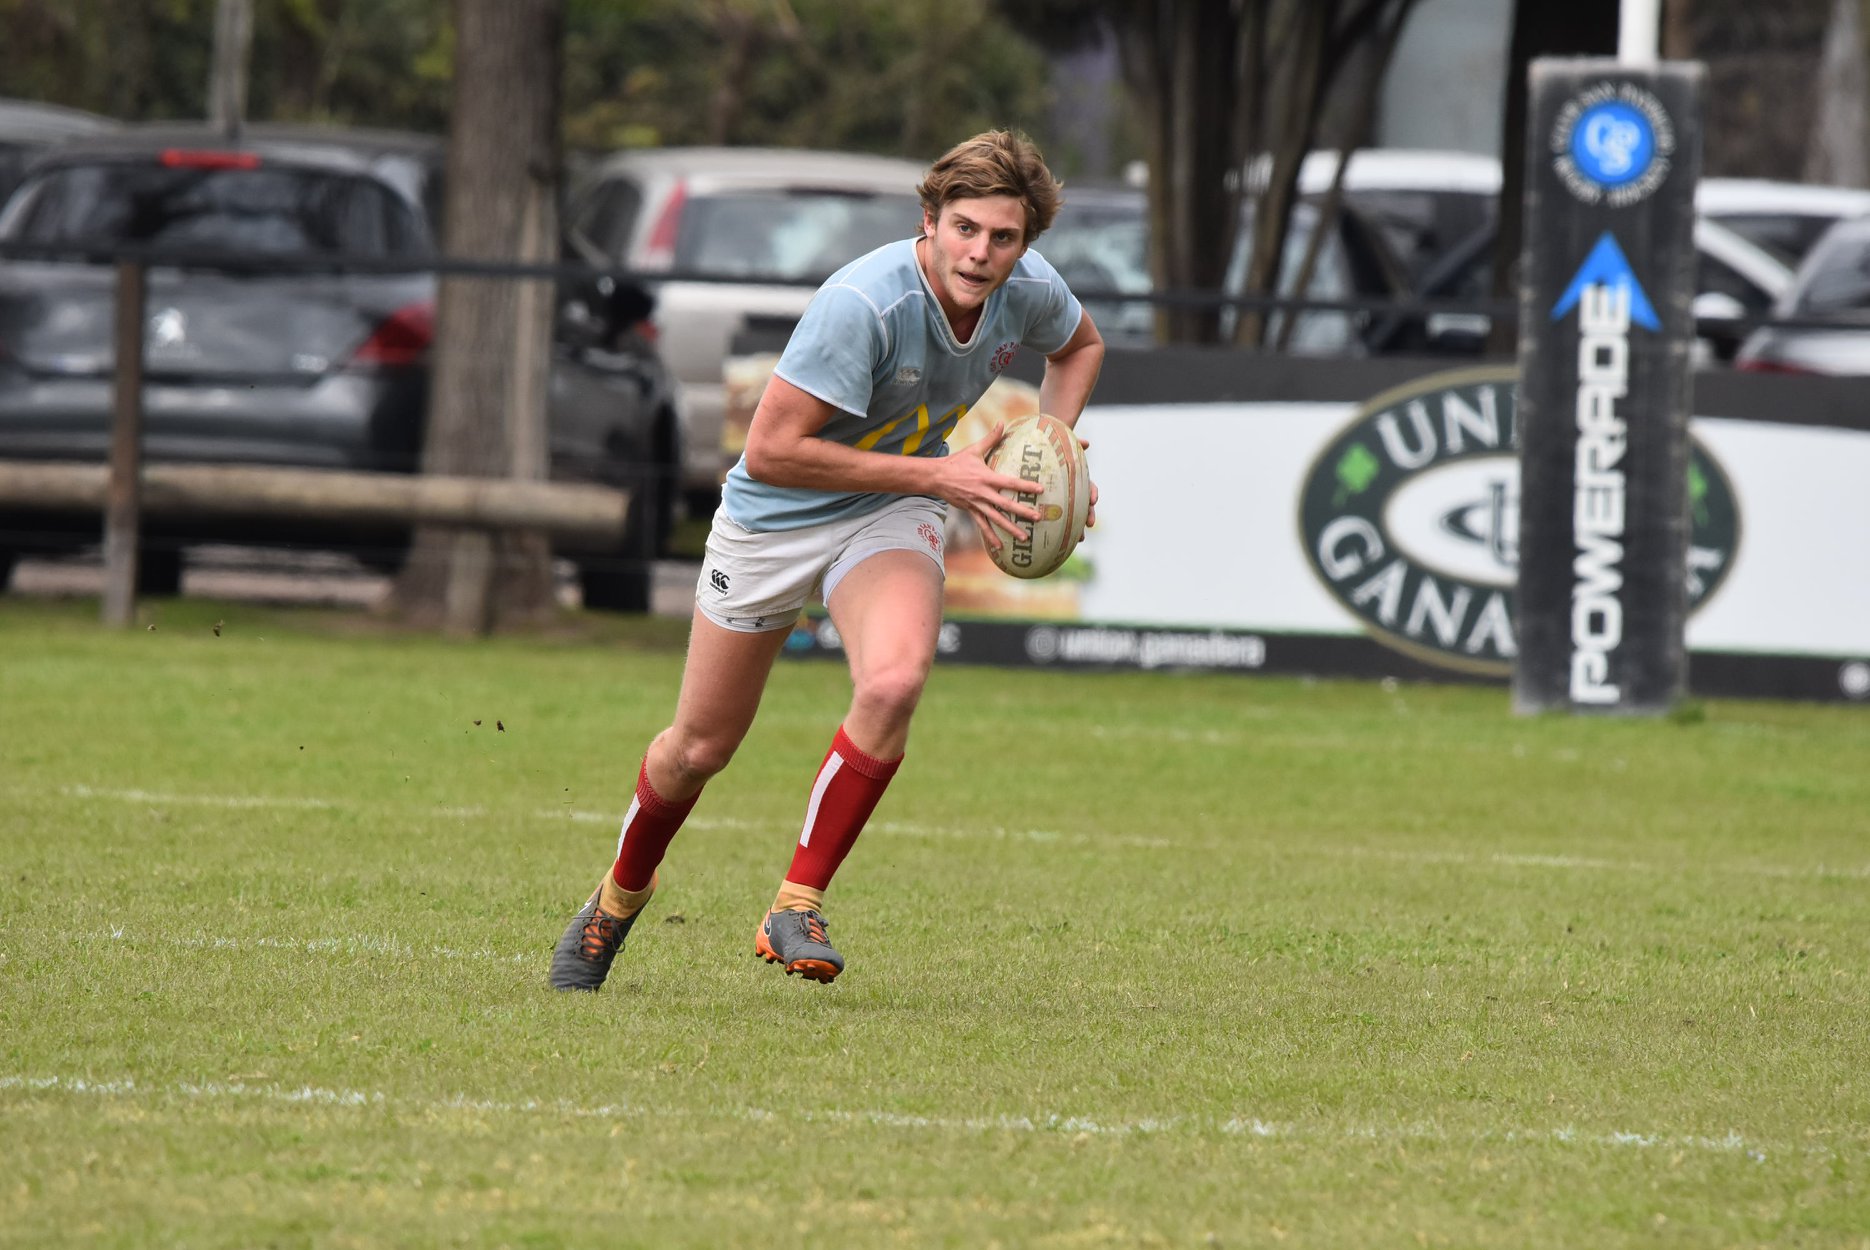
[1551,82,1674,206]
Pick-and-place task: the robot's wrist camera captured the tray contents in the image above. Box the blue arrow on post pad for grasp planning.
[1550,231,1662,331]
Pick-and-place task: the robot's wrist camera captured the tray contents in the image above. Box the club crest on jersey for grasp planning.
[895,366,921,385]
[989,342,1018,374]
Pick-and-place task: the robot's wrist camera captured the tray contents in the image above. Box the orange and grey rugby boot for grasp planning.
[755,908,843,983]
[549,876,652,992]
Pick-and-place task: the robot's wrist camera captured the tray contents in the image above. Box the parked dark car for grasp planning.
[1734,214,1870,375]
[0,123,682,610]
[1362,213,1793,362]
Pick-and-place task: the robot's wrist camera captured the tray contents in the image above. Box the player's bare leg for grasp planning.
[827,549,944,759]
[757,550,942,982]
[552,610,791,991]
[646,610,796,802]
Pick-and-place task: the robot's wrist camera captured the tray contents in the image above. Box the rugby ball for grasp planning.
[984,413,1089,579]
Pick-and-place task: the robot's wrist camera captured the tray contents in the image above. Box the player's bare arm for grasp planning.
[1037,310,1104,425]
[743,374,1044,545]
[1039,310,1105,529]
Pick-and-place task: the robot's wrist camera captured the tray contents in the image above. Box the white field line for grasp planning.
[37,783,1870,880]
[0,1073,1792,1161]
[59,783,339,810]
[98,928,533,965]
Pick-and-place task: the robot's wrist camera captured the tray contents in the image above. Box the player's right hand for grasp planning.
[944,420,1045,551]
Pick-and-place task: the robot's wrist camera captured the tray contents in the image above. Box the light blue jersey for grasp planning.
[721,237,1083,531]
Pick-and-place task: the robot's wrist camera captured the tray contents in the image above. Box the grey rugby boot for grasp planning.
[754,908,843,983]
[549,878,651,992]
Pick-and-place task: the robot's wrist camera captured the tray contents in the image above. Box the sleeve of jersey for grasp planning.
[1016,250,1087,355]
[770,283,885,419]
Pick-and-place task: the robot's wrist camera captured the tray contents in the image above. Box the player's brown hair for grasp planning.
[917,130,1063,244]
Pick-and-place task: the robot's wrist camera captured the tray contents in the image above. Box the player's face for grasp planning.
[919,195,1029,324]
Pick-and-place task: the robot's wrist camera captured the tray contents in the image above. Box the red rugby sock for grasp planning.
[609,760,699,892]
[783,725,901,892]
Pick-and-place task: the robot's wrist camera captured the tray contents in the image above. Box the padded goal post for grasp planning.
[1513,58,1705,715]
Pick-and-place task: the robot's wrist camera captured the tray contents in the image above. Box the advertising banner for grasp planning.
[727,355,1869,704]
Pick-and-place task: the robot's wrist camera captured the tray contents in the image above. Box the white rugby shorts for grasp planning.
[695,495,948,633]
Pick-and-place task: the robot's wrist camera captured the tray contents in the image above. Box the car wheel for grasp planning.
[136,546,184,597]
[683,486,721,524]
[577,555,650,614]
[577,462,671,614]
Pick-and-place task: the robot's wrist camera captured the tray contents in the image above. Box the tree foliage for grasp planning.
[559,0,1055,159]
[0,0,1055,162]
[0,0,452,127]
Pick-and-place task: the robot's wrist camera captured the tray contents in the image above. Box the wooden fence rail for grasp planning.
[0,461,630,539]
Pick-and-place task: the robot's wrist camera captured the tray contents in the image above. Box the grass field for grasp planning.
[2,594,1866,1249]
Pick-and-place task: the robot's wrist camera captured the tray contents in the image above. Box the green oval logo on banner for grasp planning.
[1298,366,1739,676]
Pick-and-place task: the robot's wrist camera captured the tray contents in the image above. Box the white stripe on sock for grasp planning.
[613,795,643,859]
[798,751,845,848]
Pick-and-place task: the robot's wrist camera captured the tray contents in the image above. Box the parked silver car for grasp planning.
[562,146,927,513]
[1734,214,1870,375]
[1696,177,1870,268]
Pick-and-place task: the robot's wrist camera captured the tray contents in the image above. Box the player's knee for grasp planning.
[665,733,738,786]
[853,662,929,724]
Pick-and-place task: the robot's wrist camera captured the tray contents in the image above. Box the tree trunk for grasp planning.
[1804,0,1870,185]
[209,0,253,135]
[1107,0,1421,346]
[1114,0,1240,344]
[1272,0,1417,352]
[1236,2,1332,348]
[390,0,563,635]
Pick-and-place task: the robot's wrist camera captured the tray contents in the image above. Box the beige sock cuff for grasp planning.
[771,880,825,914]
[599,870,657,919]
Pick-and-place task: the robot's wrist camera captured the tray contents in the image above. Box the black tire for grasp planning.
[577,554,651,614]
[135,545,184,597]
[578,464,670,614]
[683,486,721,524]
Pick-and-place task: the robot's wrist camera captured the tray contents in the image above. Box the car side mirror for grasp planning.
[1692,291,1750,361]
[1424,311,1491,355]
[557,275,657,350]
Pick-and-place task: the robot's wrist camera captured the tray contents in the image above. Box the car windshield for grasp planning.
[1713,212,1847,269]
[0,144,34,204]
[1041,201,1152,294]
[1792,235,1870,313]
[676,190,920,282]
[1041,193,1360,350]
[1040,198,1154,340]
[0,160,430,259]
